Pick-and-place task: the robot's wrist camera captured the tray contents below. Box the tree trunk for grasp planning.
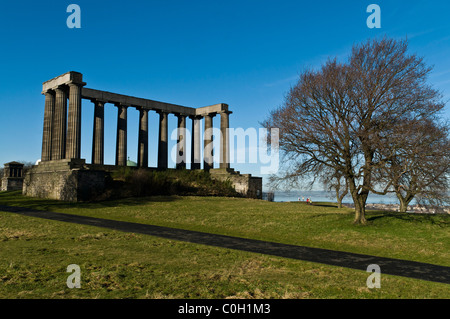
[348,177,368,225]
[397,192,414,213]
[336,188,343,208]
[334,178,348,209]
[353,196,367,225]
[349,189,367,224]
[399,200,407,213]
[339,188,348,209]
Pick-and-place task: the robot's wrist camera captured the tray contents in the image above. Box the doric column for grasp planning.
[92,100,105,165]
[66,83,83,159]
[41,90,55,161]
[52,86,68,160]
[115,104,128,166]
[176,114,187,169]
[203,113,215,171]
[157,111,168,170]
[220,111,231,169]
[137,108,149,168]
[190,116,202,169]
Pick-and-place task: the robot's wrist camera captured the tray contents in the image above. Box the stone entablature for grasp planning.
[42,72,85,93]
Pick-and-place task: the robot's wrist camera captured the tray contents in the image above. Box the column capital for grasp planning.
[114,102,129,108]
[90,98,107,105]
[43,82,85,95]
[196,112,217,118]
[54,84,68,91]
[42,89,55,95]
[67,81,86,88]
[136,106,149,112]
[189,114,203,120]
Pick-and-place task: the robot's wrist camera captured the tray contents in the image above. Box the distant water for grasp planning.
[272,190,416,205]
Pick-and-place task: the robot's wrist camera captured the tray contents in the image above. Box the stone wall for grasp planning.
[1,177,24,191]
[23,159,264,202]
[23,159,106,202]
[210,168,262,199]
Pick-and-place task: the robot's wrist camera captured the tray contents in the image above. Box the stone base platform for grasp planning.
[23,160,263,202]
[23,159,107,202]
[210,168,262,199]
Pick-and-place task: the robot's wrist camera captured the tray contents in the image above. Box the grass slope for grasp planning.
[0,191,449,298]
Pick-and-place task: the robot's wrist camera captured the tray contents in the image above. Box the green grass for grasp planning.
[0,191,449,299]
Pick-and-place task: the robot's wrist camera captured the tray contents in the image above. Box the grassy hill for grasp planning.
[0,191,448,299]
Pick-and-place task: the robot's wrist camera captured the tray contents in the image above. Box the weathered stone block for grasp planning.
[1,177,24,191]
[210,168,262,199]
[23,159,106,202]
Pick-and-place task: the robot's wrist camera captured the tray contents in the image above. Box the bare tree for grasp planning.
[322,171,349,209]
[375,119,450,212]
[262,37,445,224]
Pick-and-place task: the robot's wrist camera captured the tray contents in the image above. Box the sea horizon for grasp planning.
[271,190,416,205]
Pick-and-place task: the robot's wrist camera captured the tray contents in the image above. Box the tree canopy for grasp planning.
[262,37,449,224]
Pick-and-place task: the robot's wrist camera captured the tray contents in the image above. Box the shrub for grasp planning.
[100,168,239,200]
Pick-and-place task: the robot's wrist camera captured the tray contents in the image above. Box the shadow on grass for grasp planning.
[0,190,181,212]
[366,211,449,227]
[285,201,340,208]
[309,202,340,208]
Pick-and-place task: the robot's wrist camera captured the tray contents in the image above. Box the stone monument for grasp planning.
[23,71,262,201]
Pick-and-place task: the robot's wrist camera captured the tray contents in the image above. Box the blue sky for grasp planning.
[1,1,450,189]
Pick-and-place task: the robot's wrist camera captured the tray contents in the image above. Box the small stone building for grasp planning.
[1,162,25,191]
